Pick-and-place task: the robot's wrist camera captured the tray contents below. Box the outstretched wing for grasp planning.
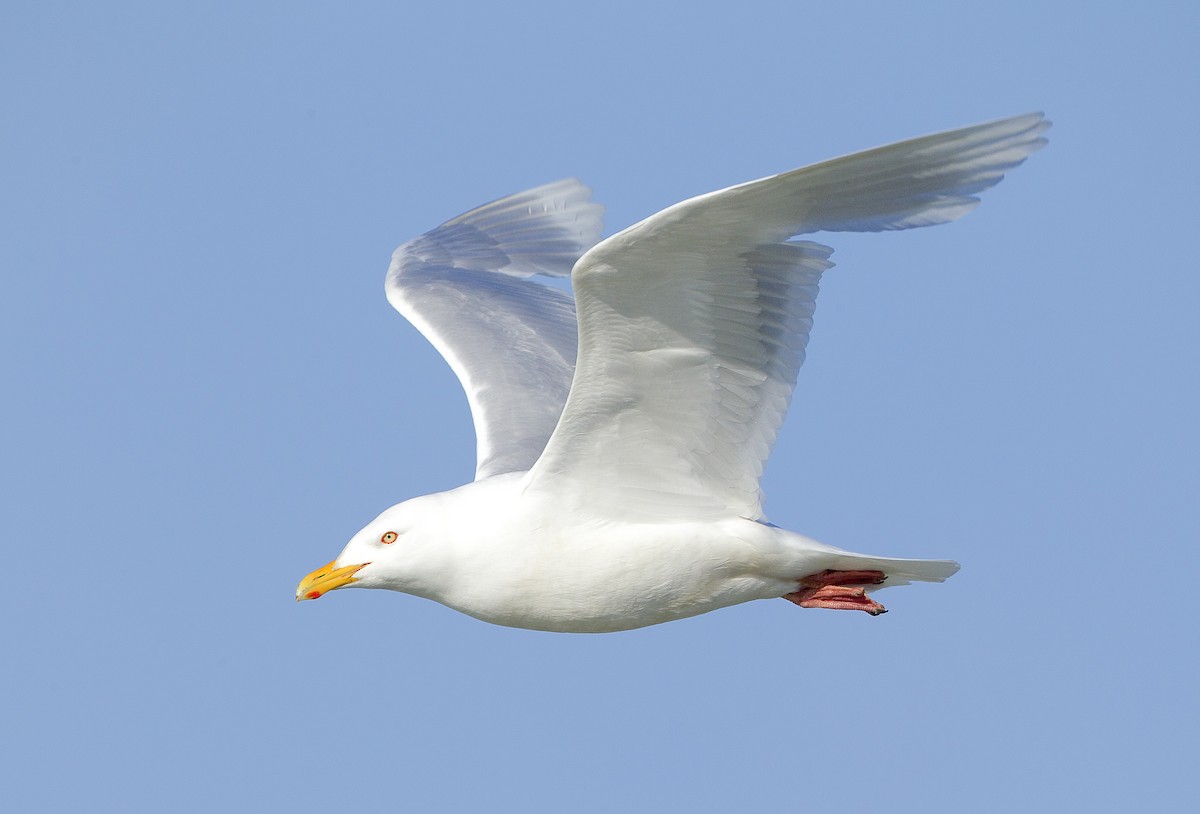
[525,113,1049,520]
[386,179,604,480]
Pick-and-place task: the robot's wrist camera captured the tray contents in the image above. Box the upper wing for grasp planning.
[386,179,604,480]
[524,113,1050,521]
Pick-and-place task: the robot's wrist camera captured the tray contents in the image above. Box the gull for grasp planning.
[297,113,1049,632]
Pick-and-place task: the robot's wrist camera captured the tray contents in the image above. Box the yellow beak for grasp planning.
[296,560,369,601]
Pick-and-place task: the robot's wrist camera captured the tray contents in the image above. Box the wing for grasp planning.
[525,113,1050,520]
[385,179,604,480]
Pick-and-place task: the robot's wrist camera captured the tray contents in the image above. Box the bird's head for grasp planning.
[295,496,445,602]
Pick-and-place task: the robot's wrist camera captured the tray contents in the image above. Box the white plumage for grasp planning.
[298,113,1049,632]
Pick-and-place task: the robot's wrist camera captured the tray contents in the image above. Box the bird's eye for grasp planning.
[380,531,398,544]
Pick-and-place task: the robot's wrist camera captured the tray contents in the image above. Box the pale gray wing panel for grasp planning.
[526,115,1048,521]
[386,180,604,479]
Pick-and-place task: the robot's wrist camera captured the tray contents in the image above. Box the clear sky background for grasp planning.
[3,2,1197,812]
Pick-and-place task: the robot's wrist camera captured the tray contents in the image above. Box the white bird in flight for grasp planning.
[297,113,1049,632]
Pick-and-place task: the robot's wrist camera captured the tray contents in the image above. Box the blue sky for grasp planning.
[3,2,1196,811]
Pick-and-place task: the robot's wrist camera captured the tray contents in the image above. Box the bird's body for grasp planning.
[348,473,957,632]
[298,113,1048,632]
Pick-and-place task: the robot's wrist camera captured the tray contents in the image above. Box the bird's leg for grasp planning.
[799,569,887,589]
[782,570,888,615]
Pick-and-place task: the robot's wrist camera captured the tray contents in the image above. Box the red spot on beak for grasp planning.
[306,591,322,599]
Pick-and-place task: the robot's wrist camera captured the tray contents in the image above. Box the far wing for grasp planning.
[386,180,604,480]
[525,114,1049,520]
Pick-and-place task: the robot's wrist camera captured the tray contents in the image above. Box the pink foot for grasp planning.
[783,570,888,616]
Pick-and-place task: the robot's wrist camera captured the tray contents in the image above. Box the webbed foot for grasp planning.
[782,570,888,615]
